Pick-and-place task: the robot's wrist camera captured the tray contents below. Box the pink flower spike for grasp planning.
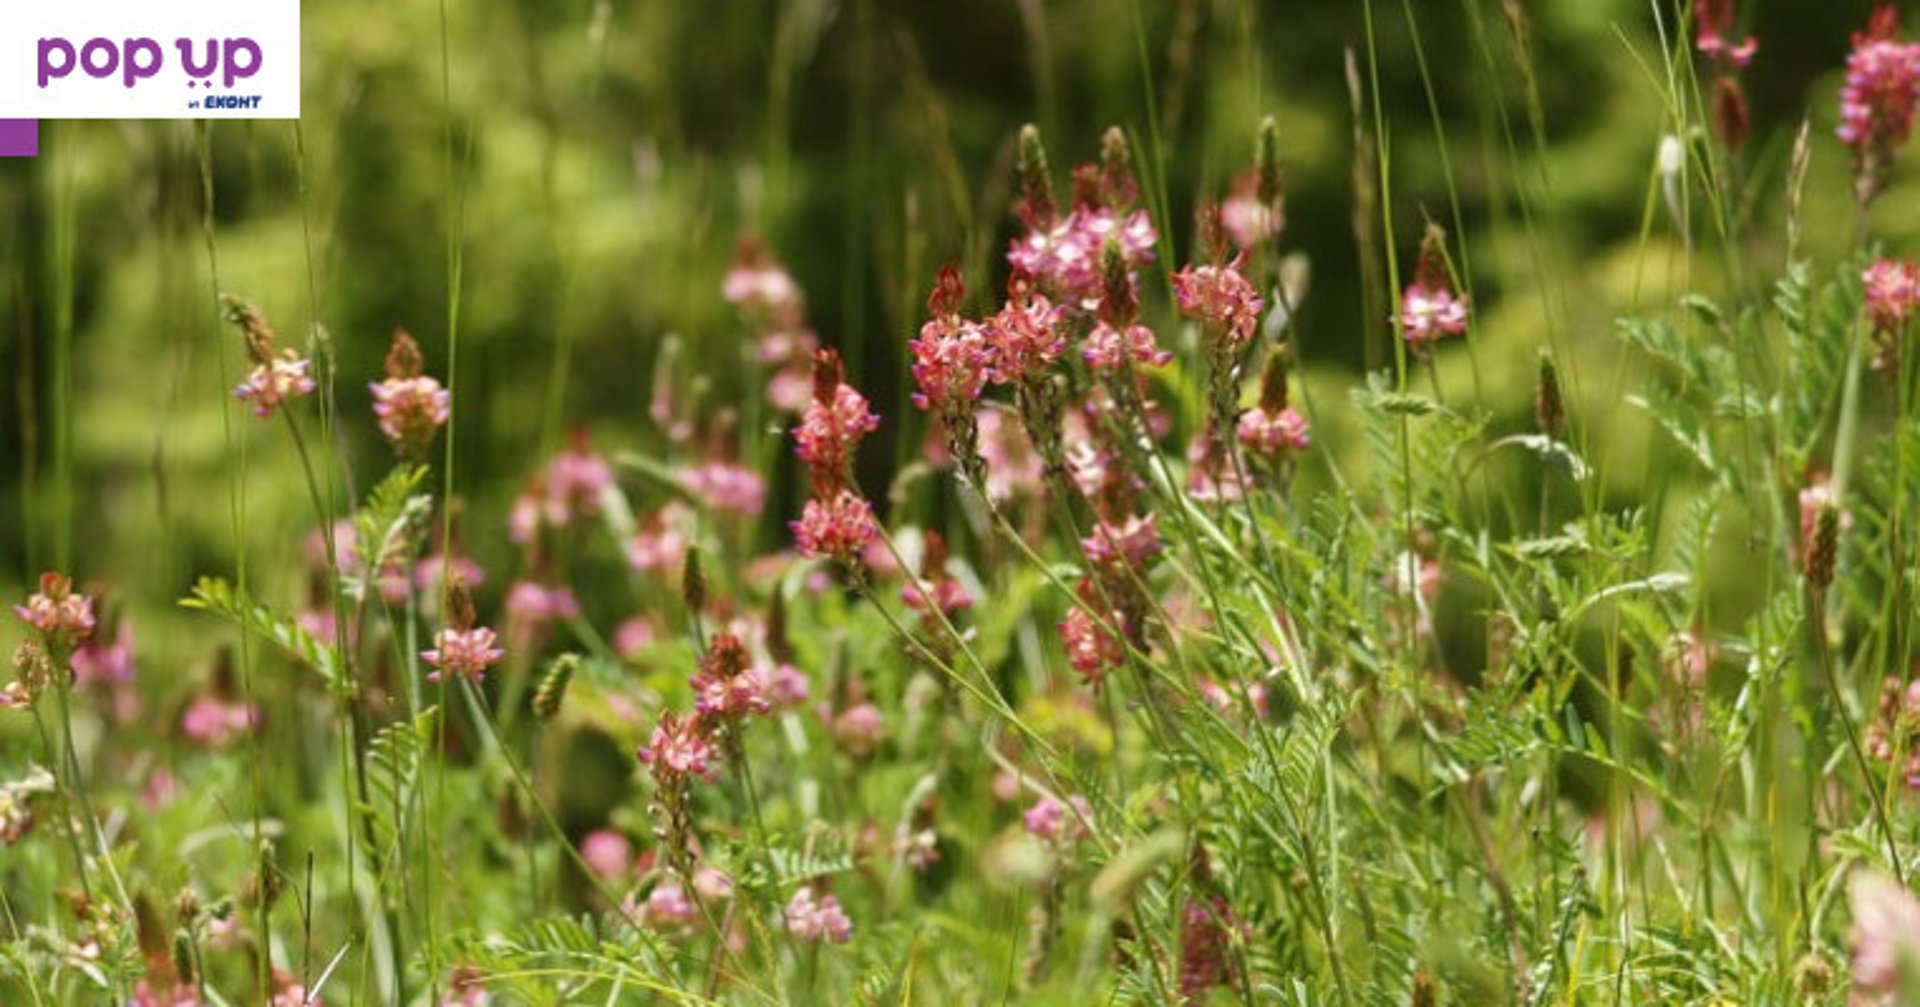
[233,351,317,420]
[14,572,96,647]
[791,491,877,564]
[1237,406,1311,457]
[785,886,854,944]
[1083,322,1172,371]
[1398,284,1468,348]
[422,626,505,684]
[637,710,717,780]
[1172,259,1266,351]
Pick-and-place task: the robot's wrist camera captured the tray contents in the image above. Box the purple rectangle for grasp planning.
[0,120,38,157]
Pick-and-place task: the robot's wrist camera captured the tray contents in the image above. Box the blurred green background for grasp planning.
[0,0,1909,686]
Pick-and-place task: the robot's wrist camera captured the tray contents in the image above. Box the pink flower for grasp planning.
[792,491,877,564]
[71,621,134,687]
[580,829,633,880]
[909,317,994,415]
[985,274,1066,385]
[422,627,505,684]
[1082,514,1163,571]
[233,351,316,419]
[181,695,260,748]
[784,886,853,944]
[1060,607,1126,684]
[831,702,885,757]
[766,664,811,708]
[1083,322,1171,371]
[691,635,773,721]
[1850,872,1920,1003]
[505,581,580,627]
[638,711,717,779]
[794,350,880,494]
[1694,0,1757,68]
[370,376,451,455]
[1023,794,1093,844]
[723,238,805,325]
[638,882,698,931]
[1798,474,1852,580]
[1398,284,1468,348]
[1236,406,1311,457]
[1864,258,1920,334]
[1220,172,1283,250]
[694,866,734,901]
[14,572,96,647]
[1839,8,1920,156]
[614,616,657,659]
[628,504,693,573]
[549,436,614,517]
[1172,259,1266,351]
[682,462,766,517]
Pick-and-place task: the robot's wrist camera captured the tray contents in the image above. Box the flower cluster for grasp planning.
[784,886,853,944]
[422,576,504,684]
[1172,257,1265,353]
[369,328,451,461]
[1023,794,1093,845]
[1865,674,1920,792]
[14,572,96,649]
[638,710,718,780]
[509,432,616,544]
[689,634,773,723]
[791,349,879,567]
[224,296,316,421]
[1849,872,1920,1005]
[1839,6,1920,203]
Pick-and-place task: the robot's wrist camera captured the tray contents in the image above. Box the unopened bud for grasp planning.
[1099,127,1138,209]
[1535,351,1564,437]
[681,544,707,617]
[1255,115,1282,207]
[1017,124,1057,231]
[385,327,424,379]
[532,654,578,722]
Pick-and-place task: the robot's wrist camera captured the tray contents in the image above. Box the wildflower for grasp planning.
[504,581,581,628]
[181,695,259,749]
[1865,674,1920,791]
[1178,894,1240,1004]
[580,829,634,880]
[1172,256,1266,353]
[14,572,96,649]
[791,491,877,566]
[1694,0,1756,68]
[903,530,972,616]
[1839,6,1920,204]
[1220,170,1284,251]
[1060,607,1126,684]
[1023,794,1093,845]
[723,236,805,326]
[766,663,810,708]
[550,432,615,518]
[912,265,996,488]
[443,966,492,1007]
[1849,872,1920,1004]
[985,271,1066,387]
[1798,474,1850,586]
[233,351,317,420]
[682,461,766,517]
[785,886,854,944]
[1398,226,1468,350]
[628,504,693,573]
[831,702,885,757]
[1864,258,1920,369]
[614,616,657,659]
[71,620,135,688]
[422,627,505,684]
[691,634,773,722]
[794,349,880,495]
[370,328,451,460]
[1083,322,1172,371]
[1082,514,1163,572]
[1237,405,1310,458]
[636,881,698,931]
[638,710,717,780]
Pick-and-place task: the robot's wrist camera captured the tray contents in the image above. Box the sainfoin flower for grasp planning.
[690,634,773,721]
[910,312,994,415]
[422,627,505,684]
[682,462,766,517]
[1082,514,1163,571]
[1863,258,1920,334]
[985,273,1065,386]
[181,695,260,748]
[1172,258,1266,352]
[831,702,886,757]
[638,710,717,779]
[1237,405,1311,457]
[14,573,96,647]
[1398,284,1468,348]
[1849,872,1920,1004]
[794,350,880,494]
[1840,7,1920,202]
[234,351,317,420]
[791,491,876,564]
[1060,606,1125,683]
[1693,0,1756,68]
[1023,794,1093,844]
[785,886,853,944]
[1083,322,1172,371]
[370,328,451,458]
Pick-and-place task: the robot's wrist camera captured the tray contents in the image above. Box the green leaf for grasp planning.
[179,576,342,683]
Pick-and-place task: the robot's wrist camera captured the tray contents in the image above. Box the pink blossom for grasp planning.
[766,664,811,708]
[794,353,880,493]
[691,635,773,721]
[1023,794,1093,844]
[1839,8,1920,156]
[1082,514,1163,571]
[628,504,693,573]
[370,375,451,454]
[636,882,698,931]
[1236,406,1311,457]
[580,829,634,880]
[13,573,96,647]
[638,710,717,779]
[1083,322,1171,371]
[1008,205,1157,311]
[791,491,877,564]
[1398,284,1468,348]
[1060,607,1126,684]
[985,276,1066,385]
[1694,0,1757,68]
[1864,258,1920,334]
[181,695,259,748]
[614,616,658,659]
[1220,172,1283,250]
[422,627,505,684]
[71,621,135,687]
[1850,872,1920,1003]
[909,317,994,415]
[683,462,766,517]
[233,351,316,419]
[505,581,580,627]
[831,702,885,757]
[1172,259,1266,351]
[549,437,615,517]
[784,886,853,944]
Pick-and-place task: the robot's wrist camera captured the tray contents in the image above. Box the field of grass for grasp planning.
[4,0,1920,1003]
